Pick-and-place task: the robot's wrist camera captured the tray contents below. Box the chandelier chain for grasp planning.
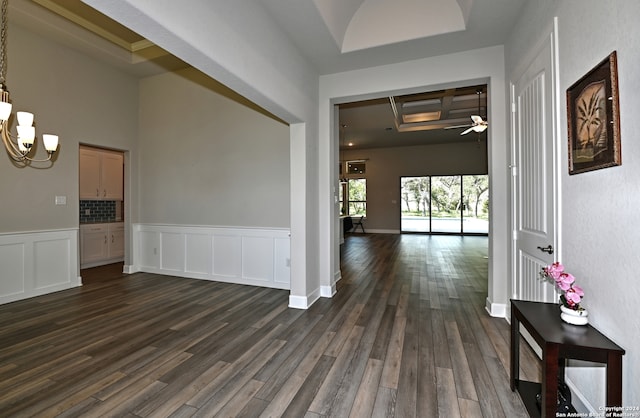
[0,0,6,86]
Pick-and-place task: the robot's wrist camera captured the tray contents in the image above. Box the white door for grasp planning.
[511,22,560,303]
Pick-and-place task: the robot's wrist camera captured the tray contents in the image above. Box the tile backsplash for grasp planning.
[80,200,121,223]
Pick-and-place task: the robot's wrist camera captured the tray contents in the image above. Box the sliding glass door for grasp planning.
[400,177,430,233]
[400,175,488,234]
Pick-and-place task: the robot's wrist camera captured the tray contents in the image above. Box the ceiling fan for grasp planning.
[445,89,488,135]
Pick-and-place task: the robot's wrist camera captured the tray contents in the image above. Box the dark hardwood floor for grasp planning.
[0,234,540,417]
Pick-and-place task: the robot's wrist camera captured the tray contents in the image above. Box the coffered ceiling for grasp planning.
[339,85,487,150]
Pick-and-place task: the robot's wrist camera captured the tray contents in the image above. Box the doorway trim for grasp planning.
[318,46,510,317]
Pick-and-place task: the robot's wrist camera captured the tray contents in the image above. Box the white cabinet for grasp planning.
[108,223,125,259]
[80,223,124,268]
[80,224,108,265]
[79,147,124,200]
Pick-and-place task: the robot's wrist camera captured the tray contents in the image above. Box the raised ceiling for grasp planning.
[10,0,524,149]
[11,0,190,77]
[313,0,471,53]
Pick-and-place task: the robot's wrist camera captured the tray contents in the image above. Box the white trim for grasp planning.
[565,376,591,414]
[0,228,81,305]
[289,295,310,309]
[320,45,509,319]
[485,297,507,317]
[123,264,137,274]
[320,284,336,298]
[289,285,321,309]
[132,223,291,290]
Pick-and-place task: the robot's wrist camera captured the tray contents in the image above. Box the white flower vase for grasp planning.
[560,304,588,326]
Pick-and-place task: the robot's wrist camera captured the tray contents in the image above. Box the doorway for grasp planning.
[400,175,489,234]
[79,145,126,276]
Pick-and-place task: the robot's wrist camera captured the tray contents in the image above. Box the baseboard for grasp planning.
[485,298,507,317]
[289,286,321,309]
[320,284,336,298]
[123,264,137,274]
[566,376,591,414]
[359,229,400,234]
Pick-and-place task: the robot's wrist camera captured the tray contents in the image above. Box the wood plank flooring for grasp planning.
[0,234,540,417]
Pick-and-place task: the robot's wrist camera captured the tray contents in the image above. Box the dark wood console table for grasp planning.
[510,300,625,418]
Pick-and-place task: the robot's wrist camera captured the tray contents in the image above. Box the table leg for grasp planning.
[606,352,623,406]
[542,343,559,418]
[510,310,519,391]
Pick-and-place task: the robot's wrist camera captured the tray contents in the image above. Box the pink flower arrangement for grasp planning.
[541,262,585,310]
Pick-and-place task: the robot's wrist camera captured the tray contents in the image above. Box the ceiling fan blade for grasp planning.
[473,124,488,133]
[444,124,472,130]
[460,126,475,135]
[471,115,484,124]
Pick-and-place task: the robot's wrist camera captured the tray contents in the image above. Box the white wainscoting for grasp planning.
[0,229,81,305]
[131,224,291,289]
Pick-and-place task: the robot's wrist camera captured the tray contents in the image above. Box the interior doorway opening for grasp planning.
[400,175,489,234]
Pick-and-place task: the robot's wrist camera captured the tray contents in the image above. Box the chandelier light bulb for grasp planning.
[42,134,59,153]
[0,101,11,121]
[16,111,34,126]
[16,125,35,145]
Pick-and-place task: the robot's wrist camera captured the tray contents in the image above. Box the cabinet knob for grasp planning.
[104,235,107,244]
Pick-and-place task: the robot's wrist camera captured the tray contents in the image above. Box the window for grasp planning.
[343,178,366,217]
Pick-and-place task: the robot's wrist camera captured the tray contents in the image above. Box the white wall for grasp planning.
[319,45,508,315]
[341,141,488,232]
[137,68,290,228]
[505,0,640,409]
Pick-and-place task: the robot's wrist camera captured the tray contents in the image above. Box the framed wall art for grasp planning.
[567,51,621,175]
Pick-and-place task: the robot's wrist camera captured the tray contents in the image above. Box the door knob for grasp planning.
[537,245,554,254]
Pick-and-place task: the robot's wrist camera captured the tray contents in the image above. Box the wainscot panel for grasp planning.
[132,224,291,290]
[0,229,81,305]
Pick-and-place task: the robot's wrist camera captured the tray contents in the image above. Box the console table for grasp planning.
[510,300,625,418]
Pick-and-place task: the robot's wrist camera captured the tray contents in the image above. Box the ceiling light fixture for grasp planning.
[0,0,58,165]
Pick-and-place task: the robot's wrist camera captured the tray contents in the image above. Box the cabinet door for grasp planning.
[101,152,124,200]
[81,226,108,264]
[108,223,125,258]
[79,148,102,199]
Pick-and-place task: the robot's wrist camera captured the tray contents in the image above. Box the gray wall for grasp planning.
[341,140,487,231]
[0,21,138,234]
[137,68,290,228]
[1,21,290,260]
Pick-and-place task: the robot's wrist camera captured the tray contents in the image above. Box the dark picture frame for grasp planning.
[567,51,621,175]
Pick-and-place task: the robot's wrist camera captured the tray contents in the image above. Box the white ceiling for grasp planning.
[258,0,525,149]
[10,0,526,149]
[259,0,525,75]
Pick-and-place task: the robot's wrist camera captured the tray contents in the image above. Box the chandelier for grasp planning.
[0,0,58,164]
